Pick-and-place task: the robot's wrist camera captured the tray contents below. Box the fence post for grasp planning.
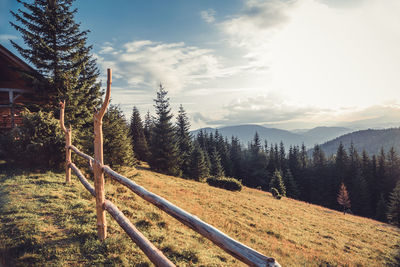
[93,68,112,241]
[59,101,71,183]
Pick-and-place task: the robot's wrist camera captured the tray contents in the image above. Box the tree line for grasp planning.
[130,85,400,226]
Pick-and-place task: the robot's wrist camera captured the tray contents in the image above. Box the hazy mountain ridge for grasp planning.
[318,127,400,155]
[191,125,352,148]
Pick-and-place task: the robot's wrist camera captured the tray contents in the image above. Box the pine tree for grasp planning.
[129,106,149,162]
[284,169,300,199]
[387,180,400,226]
[375,193,387,221]
[103,105,135,170]
[10,0,102,131]
[279,141,286,170]
[300,143,308,169]
[377,148,386,198]
[216,134,232,177]
[230,136,243,179]
[351,170,370,216]
[288,146,300,177]
[385,147,399,199]
[210,147,224,177]
[311,144,327,204]
[312,144,326,168]
[337,183,351,214]
[149,84,180,176]
[361,150,374,217]
[143,110,153,146]
[335,143,348,181]
[269,170,286,196]
[176,105,193,176]
[188,143,209,181]
[371,155,379,212]
[245,132,268,188]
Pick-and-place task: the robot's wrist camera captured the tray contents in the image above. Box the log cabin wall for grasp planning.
[0,44,37,131]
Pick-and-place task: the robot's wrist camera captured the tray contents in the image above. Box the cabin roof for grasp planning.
[0,44,34,72]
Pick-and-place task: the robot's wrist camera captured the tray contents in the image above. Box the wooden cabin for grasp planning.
[0,44,36,131]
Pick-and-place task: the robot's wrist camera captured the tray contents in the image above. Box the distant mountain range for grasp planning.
[191,125,352,148]
[318,128,400,156]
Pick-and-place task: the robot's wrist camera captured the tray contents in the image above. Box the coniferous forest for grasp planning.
[1,1,399,266]
[129,85,400,226]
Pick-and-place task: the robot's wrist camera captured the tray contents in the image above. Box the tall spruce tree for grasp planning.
[210,147,224,177]
[375,193,387,221]
[270,170,286,196]
[176,104,193,177]
[11,0,102,131]
[188,143,209,181]
[230,136,243,179]
[385,147,399,199]
[149,84,180,176]
[387,180,400,226]
[283,169,300,199]
[130,106,149,162]
[337,183,351,214]
[216,134,232,177]
[103,105,135,170]
[143,111,153,143]
[247,132,268,188]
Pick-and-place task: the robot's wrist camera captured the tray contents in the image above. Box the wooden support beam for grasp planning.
[93,68,112,241]
[9,90,15,128]
[69,161,174,266]
[59,101,71,183]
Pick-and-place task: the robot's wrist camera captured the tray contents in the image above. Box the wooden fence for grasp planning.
[59,69,281,267]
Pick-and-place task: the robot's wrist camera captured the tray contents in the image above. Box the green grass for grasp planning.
[0,167,399,266]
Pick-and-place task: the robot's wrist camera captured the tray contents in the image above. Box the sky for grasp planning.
[1,0,400,131]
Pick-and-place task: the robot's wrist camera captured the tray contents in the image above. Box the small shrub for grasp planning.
[271,188,282,199]
[0,110,64,169]
[206,176,242,191]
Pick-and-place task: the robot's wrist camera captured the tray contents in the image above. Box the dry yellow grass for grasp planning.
[109,165,400,266]
[1,167,399,266]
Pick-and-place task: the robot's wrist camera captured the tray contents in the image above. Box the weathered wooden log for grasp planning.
[103,166,280,267]
[59,101,71,183]
[92,68,112,241]
[69,145,94,169]
[104,200,175,267]
[69,163,174,265]
[69,163,96,197]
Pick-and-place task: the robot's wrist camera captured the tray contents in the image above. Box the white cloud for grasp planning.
[99,46,117,55]
[199,93,321,126]
[97,40,231,93]
[217,0,400,111]
[0,34,18,41]
[196,94,400,130]
[95,0,400,131]
[200,9,216,23]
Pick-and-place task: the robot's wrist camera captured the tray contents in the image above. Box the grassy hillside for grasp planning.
[0,167,399,266]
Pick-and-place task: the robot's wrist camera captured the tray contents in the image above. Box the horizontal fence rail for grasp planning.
[69,160,175,267]
[104,200,175,267]
[68,144,280,267]
[70,145,94,168]
[60,68,281,267]
[103,166,279,267]
[69,163,95,197]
